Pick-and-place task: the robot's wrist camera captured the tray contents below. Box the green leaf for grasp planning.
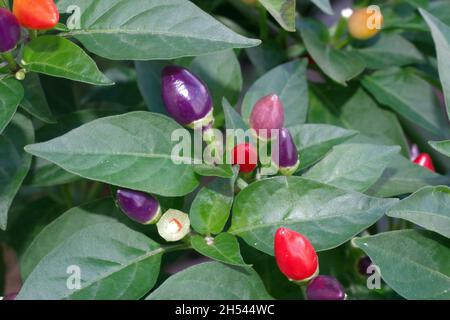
[362,68,448,136]
[190,172,237,235]
[27,109,119,187]
[135,61,168,115]
[22,36,113,86]
[288,124,357,169]
[310,0,333,15]
[353,230,450,300]
[340,89,409,156]
[193,163,234,178]
[229,176,397,255]
[56,0,260,60]
[387,186,450,238]
[429,140,450,157]
[190,50,242,113]
[367,154,450,198]
[17,222,163,300]
[24,112,200,197]
[20,73,55,123]
[259,0,296,32]
[147,261,272,300]
[191,233,247,266]
[0,113,34,230]
[420,9,450,119]
[298,19,365,84]
[28,158,79,187]
[241,60,308,127]
[20,198,131,279]
[223,98,249,131]
[0,79,24,134]
[304,144,400,192]
[355,34,424,69]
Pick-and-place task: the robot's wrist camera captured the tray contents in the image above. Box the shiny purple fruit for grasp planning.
[273,128,299,176]
[306,275,346,300]
[162,66,213,128]
[250,94,285,139]
[0,8,21,53]
[116,189,161,225]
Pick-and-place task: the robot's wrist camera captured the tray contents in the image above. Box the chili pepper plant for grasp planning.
[0,0,449,301]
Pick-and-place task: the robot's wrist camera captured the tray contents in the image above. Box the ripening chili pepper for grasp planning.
[273,128,300,176]
[274,227,319,283]
[357,256,373,276]
[250,94,285,140]
[231,142,258,173]
[0,8,21,53]
[162,65,214,129]
[306,275,346,300]
[157,209,190,242]
[348,7,383,40]
[412,153,435,172]
[13,0,59,30]
[116,189,161,225]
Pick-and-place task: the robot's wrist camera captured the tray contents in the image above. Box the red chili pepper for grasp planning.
[412,153,435,172]
[13,0,59,30]
[274,227,319,282]
[231,143,258,173]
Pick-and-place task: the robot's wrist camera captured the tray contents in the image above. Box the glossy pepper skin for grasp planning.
[413,153,435,172]
[13,0,59,30]
[274,227,319,283]
[0,8,21,53]
[162,65,213,129]
[250,94,285,140]
[348,8,383,40]
[274,128,299,176]
[231,143,258,173]
[116,189,161,225]
[306,275,346,300]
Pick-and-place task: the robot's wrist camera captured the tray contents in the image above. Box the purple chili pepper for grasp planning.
[162,65,213,129]
[273,128,300,176]
[0,8,21,53]
[306,275,346,300]
[358,256,373,276]
[116,189,161,225]
[250,94,285,139]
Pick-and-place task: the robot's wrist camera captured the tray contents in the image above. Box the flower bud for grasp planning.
[13,0,59,30]
[273,128,299,176]
[116,189,161,225]
[250,94,285,140]
[0,8,21,53]
[231,142,258,173]
[162,65,213,129]
[412,153,435,172]
[157,209,190,242]
[274,227,319,283]
[348,7,383,40]
[306,275,346,300]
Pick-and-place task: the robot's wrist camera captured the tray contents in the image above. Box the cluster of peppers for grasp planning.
[1,0,437,300]
[0,0,59,72]
[116,65,438,299]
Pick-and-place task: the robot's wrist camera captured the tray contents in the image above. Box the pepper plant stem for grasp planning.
[0,0,9,9]
[29,29,38,40]
[0,52,19,72]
